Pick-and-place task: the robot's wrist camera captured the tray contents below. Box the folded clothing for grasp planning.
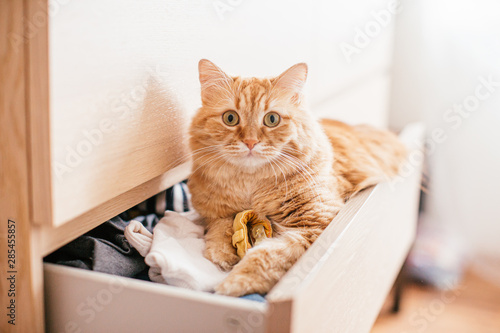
[44,182,266,301]
[44,181,192,277]
[125,211,228,292]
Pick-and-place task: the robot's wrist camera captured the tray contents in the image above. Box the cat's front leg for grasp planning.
[204,217,241,271]
[215,232,310,296]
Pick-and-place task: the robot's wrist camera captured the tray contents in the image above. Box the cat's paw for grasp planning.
[204,245,240,271]
[215,271,268,297]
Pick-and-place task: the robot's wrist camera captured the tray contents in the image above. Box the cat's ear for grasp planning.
[272,63,308,104]
[198,59,234,105]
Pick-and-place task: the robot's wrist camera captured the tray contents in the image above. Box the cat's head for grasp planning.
[190,59,319,173]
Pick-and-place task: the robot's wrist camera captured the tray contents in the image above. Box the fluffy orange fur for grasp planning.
[188,59,406,297]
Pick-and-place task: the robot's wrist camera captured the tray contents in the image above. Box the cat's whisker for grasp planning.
[191,152,227,178]
[273,156,323,228]
[193,152,220,172]
[165,144,223,170]
[281,152,321,184]
[274,156,317,207]
[282,148,319,172]
[201,154,227,180]
[213,153,232,181]
[278,149,318,177]
[264,157,279,188]
[269,158,289,200]
[269,159,288,200]
[282,146,312,160]
[279,156,323,201]
[276,153,327,214]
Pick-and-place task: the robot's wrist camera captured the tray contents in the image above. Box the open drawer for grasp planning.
[44,124,424,333]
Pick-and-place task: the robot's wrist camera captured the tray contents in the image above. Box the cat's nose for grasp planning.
[243,139,259,150]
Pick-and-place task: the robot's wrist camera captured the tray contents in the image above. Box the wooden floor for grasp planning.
[372,270,500,333]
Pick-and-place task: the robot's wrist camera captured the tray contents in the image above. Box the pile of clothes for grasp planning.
[45,181,265,302]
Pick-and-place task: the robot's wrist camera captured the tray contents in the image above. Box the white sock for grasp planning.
[125,220,153,257]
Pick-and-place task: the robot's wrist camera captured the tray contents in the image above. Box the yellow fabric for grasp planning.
[232,210,272,259]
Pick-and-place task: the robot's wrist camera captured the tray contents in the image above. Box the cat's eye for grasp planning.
[222,111,239,126]
[263,112,281,127]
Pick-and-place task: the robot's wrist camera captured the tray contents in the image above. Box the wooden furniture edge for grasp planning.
[26,0,53,226]
[265,299,293,333]
[40,161,192,256]
[0,1,45,331]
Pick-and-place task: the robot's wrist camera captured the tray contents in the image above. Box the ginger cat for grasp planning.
[188,60,406,296]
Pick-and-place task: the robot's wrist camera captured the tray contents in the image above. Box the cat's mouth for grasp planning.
[243,149,266,159]
[242,152,259,160]
[232,150,268,168]
[223,144,271,169]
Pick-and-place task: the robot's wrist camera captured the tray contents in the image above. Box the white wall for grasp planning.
[389,0,500,283]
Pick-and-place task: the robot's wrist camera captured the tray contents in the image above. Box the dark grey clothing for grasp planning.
[44,216,155,277]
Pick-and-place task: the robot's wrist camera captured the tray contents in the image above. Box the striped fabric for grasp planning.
[166,181,192,213]
[124,181,192,220]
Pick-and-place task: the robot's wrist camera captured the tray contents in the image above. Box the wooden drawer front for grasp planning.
[29,0,396,227]
[44,124,423,333]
